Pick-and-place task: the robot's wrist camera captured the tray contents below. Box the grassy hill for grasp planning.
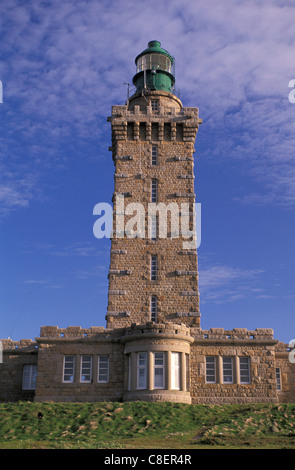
[0,401,294,449]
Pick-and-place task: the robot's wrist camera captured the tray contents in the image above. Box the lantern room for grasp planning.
[132,40,175,93]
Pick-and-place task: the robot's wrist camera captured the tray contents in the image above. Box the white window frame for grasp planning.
[239,357,250,384]
[151,179,158,203]
[151,255,157,281]
[154,352,165,389]
[223,357,233,384]
[80,355,92,383]
[205,357,216,383]
[63,355,75,383]
[171,352,180,390]
[137,352,147,389]
[22,364,37,390]
[151,295,158,322]
[151,145,158,165]
[98,355,109,383]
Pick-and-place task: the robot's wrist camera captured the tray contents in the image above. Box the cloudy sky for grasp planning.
[0,0,294,343]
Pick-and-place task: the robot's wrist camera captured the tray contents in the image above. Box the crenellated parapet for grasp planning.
[1,338,37,352]
[123,321,193,342]
[190,327,276,343]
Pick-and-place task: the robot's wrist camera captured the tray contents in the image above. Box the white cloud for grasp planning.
[198,264,265,303]
[1,0,295,215]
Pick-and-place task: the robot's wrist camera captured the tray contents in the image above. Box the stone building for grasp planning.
[0,41,294,404]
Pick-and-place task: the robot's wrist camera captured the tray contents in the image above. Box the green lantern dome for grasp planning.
[132,41,175,93]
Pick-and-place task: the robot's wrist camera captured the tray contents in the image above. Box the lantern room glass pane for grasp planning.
[136,54,172,73]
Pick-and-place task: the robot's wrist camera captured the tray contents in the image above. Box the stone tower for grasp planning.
[106,41,202,330]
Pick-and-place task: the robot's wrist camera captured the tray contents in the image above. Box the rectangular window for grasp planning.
[151,146,158,165]
[98,355,109,383]
[63,355,75,383]
[171,352,180,390]
[151,99,159,111]
[154,352,165,389]
[276,367,281,391]
[206,357,216,383]
[80,355,92,383]
[151,255,157,280]
[151,179,158,203]
[137,352,147,389]
[240,357,250,384]
[22,365,37,390]
[223,357,233,383]
[150,214,157,240]
[151,295,158,322]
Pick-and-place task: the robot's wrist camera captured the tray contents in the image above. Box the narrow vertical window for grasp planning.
[151,145,158,165]
[151,255,157,280]
[151,295,158,322]
[154,352,165,389]
[151,179,158,203]
[239,357,250,384]
[22,365,37,390]
[150,214,157,240]
[80,355,92,383]
[223,357,233,383]
[276,367,281,391]
[98,355,109,383]
[171,352,180,390]
[63,355,75,383]
[151,99,159,111]
[206,357,216,383]
[137,352,147,389]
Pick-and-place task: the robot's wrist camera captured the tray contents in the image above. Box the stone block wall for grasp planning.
[275,342,295,403]
[34,326,125,403]
[107,90,202,329]
[0,339,38,402]
[189,328,279,404]
[0,325,294,403]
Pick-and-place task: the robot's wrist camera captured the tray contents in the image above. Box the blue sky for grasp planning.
[0,0,294,343]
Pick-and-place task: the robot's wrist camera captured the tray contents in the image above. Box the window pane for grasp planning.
[136,54,172,73]
[151,146,158,165]
[149,214,157,240]
[276,367,281,390]
[151,296,157,322]
[151,100,159,112]
[171,352,180,390]
[63,355,75,383]
[137,353,147,389]
[240,357,250,384]
[22,365,37,390]
[206,357,216,383]
[151,255,157,280]
[98,355,109,383]
[223,357,233,383]
[81,355,92,383]
[151,179,158,203]
[154,352,164,389]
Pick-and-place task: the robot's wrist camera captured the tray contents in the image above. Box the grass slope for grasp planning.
[0,401,294,449]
